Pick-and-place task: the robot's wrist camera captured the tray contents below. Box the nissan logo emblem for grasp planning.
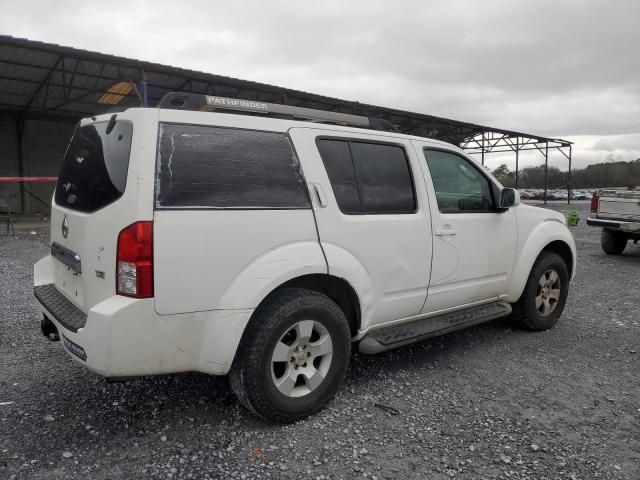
[61,215,69,239]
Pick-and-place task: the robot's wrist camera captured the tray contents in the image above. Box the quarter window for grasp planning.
[423,149,495,212]
[317,139,416,214]
[155,124,310,209]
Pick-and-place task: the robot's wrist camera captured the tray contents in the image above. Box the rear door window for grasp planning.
[155,124,310,209]
[55,120,133,212]
[350,142,416,213]
[317,138,416,214]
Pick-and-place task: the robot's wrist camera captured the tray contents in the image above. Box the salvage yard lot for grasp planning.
[1,202,639,480]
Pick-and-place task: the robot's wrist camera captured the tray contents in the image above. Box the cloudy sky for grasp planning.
[1,0,639,171]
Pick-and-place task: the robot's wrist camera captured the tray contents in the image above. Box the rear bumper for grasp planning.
[587,217,622,228]
[34,284,87,332]
[34,256,253,377]
[587,217,640,233]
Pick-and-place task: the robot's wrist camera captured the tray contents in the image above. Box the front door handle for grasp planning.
[435,226,457,236]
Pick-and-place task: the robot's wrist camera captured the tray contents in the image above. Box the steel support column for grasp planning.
[15,118,26,214]
[481,133,485,166]
[543,141,549,204]
[515,137,519,189]
[141,69,148,107]
[567,145,572,205]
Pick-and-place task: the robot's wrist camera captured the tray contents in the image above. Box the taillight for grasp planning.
[116,221,153,298]
[590,192,598,214]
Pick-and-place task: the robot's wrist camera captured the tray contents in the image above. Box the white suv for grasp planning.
[34,93,576,422]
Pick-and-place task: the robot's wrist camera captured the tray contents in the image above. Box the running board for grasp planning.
[359,301,512,354]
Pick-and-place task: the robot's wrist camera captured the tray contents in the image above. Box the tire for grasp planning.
[229,288,351,423]
[512,252,570,331]
[601,228,627,255]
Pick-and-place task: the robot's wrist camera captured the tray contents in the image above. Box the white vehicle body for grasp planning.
[34,104,576,379]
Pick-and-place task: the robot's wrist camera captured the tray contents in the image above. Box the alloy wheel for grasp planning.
[271,320,333,398]
[535,269,561,317]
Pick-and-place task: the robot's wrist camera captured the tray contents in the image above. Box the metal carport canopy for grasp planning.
[0,35,572,198]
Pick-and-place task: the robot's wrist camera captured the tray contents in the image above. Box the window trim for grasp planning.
[422,147,500,214]
[153,122,312,211]
[315,135,418,215]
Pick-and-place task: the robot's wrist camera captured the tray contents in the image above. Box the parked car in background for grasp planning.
[516,189,591,202]
[518,190,534,200]
[572,191,590,200]
[587,189,640,254]
[545,190,566,201]
[532,190,546,200]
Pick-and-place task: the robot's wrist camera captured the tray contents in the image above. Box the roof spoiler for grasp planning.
[156,92,398,132]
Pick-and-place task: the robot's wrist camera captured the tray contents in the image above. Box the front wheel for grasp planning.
[512,252,570,331]
[229,288,351,423]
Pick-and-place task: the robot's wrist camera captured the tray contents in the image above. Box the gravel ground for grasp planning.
[1,202,639,479]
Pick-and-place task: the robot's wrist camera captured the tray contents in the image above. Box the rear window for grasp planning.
[55,119,133,212]
[155,123,310,209]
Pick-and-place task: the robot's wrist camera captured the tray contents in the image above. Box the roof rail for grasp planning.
[157,92,398,132]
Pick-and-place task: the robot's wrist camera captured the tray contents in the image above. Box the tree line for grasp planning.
[491,158,640,189]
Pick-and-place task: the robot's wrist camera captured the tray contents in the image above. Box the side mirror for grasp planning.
[499,188,520,209]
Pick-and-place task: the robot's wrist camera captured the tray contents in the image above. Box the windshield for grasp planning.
[55,119,133,212]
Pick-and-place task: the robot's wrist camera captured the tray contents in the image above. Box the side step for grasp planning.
[359,301,512,354]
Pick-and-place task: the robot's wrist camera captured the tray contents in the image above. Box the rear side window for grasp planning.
[317,138,416,214]
[155,124,309,209]
[55,120,133,212]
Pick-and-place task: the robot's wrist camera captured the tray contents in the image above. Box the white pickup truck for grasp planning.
[587,189,640,254]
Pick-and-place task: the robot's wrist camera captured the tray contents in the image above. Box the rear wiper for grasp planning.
[105,114,117,134]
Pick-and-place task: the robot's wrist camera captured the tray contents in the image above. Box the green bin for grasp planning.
[567,211,580,227]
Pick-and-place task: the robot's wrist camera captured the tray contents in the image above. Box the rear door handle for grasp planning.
[435,226,457,236]
[311,183,328,208]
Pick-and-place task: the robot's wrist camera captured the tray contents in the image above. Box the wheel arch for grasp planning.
[256,274,361,337]
[506,222,576,303]
[229,274,361,371]
[541,239,574,279]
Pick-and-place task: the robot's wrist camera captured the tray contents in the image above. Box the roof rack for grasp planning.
[157,92,398,132]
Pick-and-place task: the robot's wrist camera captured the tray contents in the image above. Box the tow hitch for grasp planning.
[41,315,60,341]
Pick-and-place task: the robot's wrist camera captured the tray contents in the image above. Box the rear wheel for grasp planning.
[229,288,351,423]
[601,228,627,255]
[512,252,569,331]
